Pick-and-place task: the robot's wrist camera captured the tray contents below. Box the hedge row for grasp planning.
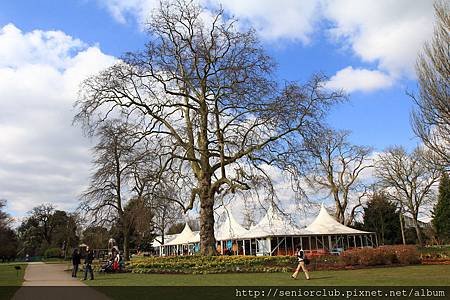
[127,245,421,274]
[340,245,420,266]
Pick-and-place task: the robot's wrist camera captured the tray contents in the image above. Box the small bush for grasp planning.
[44,248,62,259]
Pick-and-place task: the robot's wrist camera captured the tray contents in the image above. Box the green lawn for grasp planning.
[86,265,450,286]
[0,263,26,300]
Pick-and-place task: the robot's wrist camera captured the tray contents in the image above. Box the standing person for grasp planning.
[83,247,94,280]
[71,249,81,278]
[291,246,310,280]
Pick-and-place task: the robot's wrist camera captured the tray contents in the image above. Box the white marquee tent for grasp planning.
[157,204,377,256]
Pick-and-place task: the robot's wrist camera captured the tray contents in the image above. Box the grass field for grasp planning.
[0,263,26,300]
[86,265,450,286]
[0,263,26,286]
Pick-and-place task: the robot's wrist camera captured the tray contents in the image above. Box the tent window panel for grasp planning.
[286,237,294,255]
[293,237,301,250]
[301,237,310,250]
[244,239,251,256]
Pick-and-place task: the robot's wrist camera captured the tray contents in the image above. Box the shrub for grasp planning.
[391,245,420,265]
[341,250,360,266]
[340,245,420,266]
[44,247,62,258]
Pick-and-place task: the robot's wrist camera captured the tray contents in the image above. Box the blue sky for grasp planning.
[0,0,437,219]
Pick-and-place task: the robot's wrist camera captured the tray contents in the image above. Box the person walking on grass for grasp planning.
[83,247,94,280]
[71,248,81,278]
[291,246,310,280]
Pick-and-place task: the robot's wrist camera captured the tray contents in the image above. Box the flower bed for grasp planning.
[125,245,421,274]
[128,255,298,274]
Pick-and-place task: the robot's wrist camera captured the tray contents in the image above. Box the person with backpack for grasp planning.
[291,246,310,280]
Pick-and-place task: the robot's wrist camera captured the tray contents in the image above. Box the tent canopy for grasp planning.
[215,211,249,240]
[152,234,177,247]
[165,223,197,246]
[305,204,373,235]
[243,206,304,238]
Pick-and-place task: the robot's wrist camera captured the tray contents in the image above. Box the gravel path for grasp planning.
[12,262,109,300]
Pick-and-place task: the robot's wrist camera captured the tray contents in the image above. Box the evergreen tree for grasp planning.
[433,172,450,243]
[362,192,402,245]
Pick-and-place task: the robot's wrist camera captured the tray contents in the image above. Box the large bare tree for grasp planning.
[375,146,440,245]
[411,1,450,168]
[303,129,373,225]
[75,0,344,255]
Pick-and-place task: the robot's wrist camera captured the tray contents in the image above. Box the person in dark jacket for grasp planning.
[83,247,94,280]
[291,246,310,280]
[71,249,81,278]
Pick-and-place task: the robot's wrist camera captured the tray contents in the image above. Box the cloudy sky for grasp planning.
[0,0,438,222]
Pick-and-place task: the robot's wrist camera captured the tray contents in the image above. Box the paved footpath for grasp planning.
[12,262,109,300]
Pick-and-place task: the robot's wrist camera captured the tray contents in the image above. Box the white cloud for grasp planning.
[323,0,435,78]
[97,0,158,27]
[0,24,116,217]
[0,24,85,69]
[98,0,319,42]
[326,66,393,93]
[207,0,319,43]
[97,0,436,93]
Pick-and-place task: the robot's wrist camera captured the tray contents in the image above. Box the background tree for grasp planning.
[0,200,18,261]
[150,190,183,244]
[362,192,401,245]
[375,146,440,245]
[0,199,11,228]
[75,0,344,255]
[81,226,110,250]
[303,129,372,225]
[123,197,154,251]
[79,120,151,259]
[411,1,450,168]
[17,205,79,256]
[432,171,450,243]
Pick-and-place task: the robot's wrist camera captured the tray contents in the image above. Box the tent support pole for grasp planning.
[291,236,294,255]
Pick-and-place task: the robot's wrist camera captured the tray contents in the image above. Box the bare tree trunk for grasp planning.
[123,228,130,261]
[399,212,406,245]
[334,192,345,224]
[412,218,423,246]
[199,181,216,255]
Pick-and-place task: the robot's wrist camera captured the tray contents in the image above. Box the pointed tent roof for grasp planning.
[244,206,304,238]
[215,212,249,240]
[152,234,177,247]
[165,223,197,245]
[305,204,372,234]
